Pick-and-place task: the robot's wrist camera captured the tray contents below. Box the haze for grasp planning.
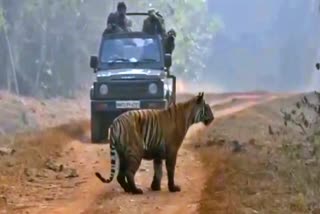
[0,0,319,97]
[206,0,320,92]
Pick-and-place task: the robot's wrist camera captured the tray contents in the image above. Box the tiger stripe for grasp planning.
[95,92,214,194]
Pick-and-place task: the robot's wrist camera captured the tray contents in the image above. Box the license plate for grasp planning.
[116,100,140,109]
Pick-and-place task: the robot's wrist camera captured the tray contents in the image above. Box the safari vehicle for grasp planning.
[89,13,176,143]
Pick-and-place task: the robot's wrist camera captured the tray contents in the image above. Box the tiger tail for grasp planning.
[95,126,119,183]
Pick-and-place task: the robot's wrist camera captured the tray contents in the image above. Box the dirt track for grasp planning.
[0,92,289,214]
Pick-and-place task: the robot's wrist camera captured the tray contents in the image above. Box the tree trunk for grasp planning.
[34,19,48,97]
[3,25,19,95]
[6,59,11,92]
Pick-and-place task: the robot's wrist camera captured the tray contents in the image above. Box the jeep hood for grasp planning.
[96,69,164,80]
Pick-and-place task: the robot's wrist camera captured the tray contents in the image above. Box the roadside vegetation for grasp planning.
[198,92,320,214]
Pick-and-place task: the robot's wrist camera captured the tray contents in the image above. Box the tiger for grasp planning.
[95,92,214,194]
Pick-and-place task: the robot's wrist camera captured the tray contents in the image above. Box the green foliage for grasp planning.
[24,0,40,12]
[0,0,223,97]
[208,16,224,33]
[133,0,223,79]
[166,1,223,79]
[0,7,5,30]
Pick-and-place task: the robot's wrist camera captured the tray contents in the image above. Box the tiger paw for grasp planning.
[168,184,181,192]
[151,180,161,191]
[124,187,131,193]
[131,188,143,195]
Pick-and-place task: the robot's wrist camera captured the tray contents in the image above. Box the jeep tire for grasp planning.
[91,111,106,143]
[91,111,116,144]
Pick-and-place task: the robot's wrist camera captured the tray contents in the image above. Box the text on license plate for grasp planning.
[116,101,140,109]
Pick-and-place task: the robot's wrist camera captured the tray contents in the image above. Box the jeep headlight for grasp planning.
[148,83,158,94]
[99,84,108,95]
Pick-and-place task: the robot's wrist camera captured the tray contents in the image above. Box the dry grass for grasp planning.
[0,90,90,212]
[198,94,320,214]
[0,90,89,137]
[198,147,240,214]
[275,134,320,212]
[0,120,89,211]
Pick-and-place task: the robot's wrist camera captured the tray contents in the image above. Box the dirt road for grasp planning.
[0,92,282,214]
[24,93,278,214]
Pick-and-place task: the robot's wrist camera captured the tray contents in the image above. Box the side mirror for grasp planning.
[90,56,98,70]
[164,54,172,69]
[316,63,320,70]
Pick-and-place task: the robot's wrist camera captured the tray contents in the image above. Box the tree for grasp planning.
[0,0,223,97]
[135,0,223,80]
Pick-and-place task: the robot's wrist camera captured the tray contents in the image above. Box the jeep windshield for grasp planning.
[100,37,161,66]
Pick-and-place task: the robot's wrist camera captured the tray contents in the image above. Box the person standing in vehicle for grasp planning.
[142,9,176,55]
[106,2,132,33]
[142,9,166,37]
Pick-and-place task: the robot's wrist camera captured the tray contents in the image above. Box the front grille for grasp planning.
[110,83,148,96]
[94,80,164,100]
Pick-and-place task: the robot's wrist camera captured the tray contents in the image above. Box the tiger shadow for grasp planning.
[99,186,180,201]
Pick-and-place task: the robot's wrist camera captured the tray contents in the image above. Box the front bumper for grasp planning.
[91,99,168,112]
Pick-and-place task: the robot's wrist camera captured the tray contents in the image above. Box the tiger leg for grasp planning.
[117,172,130,192]
[166,152,181,192]
[151,159,162,191]
[117,156,130,193]
[125,154,143,194]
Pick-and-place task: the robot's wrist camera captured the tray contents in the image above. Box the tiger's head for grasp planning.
[191,92,214,126]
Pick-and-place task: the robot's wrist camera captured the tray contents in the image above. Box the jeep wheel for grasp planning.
[91,111,106,143]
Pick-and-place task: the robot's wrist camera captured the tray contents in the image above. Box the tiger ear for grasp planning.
[196,92,204,103]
